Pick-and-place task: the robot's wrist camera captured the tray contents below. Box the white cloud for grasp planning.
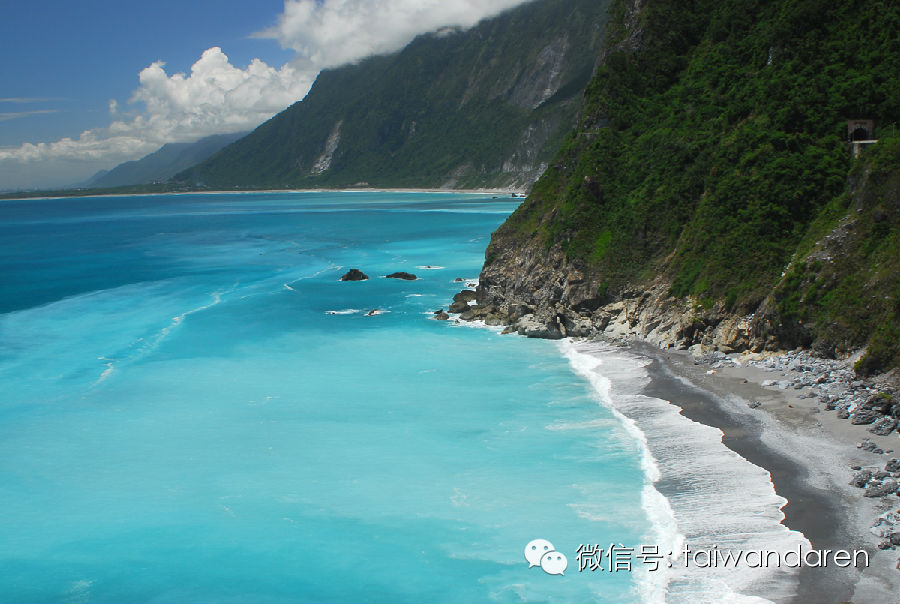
[261,0,528,69]
[0,0,531,189]
[0,47,311,177]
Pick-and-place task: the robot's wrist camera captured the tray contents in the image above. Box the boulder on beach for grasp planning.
[385,271,417,281]
[340,269,369,281]
[851,409,882,425]
[850,470,872,488]
[865,480,899,498]
[869,417,898,436]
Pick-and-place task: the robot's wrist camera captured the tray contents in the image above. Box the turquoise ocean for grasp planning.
[0,192,804,603]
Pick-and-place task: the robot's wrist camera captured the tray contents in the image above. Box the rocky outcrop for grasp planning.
[468,233,762,355]
[385,272,417,281]
[340,269,369,281]
[448,300,470,314]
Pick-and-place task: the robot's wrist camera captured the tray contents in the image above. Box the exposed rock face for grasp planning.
[448,300,470,314]
[453,290,477,303]
[473,235,759,354]
[340,269,369,281]
[385,272,417,281]
[310,120,343,175]
[433,309,450,321]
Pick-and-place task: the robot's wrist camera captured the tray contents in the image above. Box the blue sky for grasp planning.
[0,0,528,190]
[0,1,292,148]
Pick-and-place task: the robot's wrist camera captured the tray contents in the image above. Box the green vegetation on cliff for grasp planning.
[178,0,610,190]
[497,0,900,371]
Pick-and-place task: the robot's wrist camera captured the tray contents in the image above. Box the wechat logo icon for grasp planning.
[524,538,568,576]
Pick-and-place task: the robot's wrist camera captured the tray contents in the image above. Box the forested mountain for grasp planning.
[177,0,611,190]
[87,133,247,188]
[477,0,900,373]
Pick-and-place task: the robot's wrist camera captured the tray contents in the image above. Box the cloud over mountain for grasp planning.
[0,0,529,189]
[261,0,528,69]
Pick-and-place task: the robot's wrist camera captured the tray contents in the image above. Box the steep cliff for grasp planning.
[177,0,611,190]
[475,0,900,374]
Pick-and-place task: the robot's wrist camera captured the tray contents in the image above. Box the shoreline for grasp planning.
[0,187,527,203]
[627,341,900,603]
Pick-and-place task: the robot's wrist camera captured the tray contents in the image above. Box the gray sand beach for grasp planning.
[633,342,900,603]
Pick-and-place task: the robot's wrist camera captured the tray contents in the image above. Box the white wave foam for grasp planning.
[93,361,115,386]
[325,309,359,315]
[558,340,808,604]
[283,283,296,291]
[415,265,445,270]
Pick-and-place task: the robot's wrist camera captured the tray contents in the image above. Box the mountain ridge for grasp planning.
[177,0,611,190]
[470,0,900,375]
[87,132,248,188]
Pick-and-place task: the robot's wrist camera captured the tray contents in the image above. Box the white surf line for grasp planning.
[92,286,234,387]
[560,339,808,604]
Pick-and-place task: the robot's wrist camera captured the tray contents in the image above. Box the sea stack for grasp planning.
[340,269,369,281]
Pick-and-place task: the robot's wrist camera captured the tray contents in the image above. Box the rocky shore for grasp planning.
[448,281,900,601]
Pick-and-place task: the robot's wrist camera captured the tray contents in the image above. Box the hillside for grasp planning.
[87,132,247,188]
[475,0,900,374]
[177,0,610,190]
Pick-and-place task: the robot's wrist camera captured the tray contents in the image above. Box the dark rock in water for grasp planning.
[453,290,477,303]
[385,271,417,281]
[851,409,882,425]
[875,471,891,480]
[878,539,892,550]
[448,300,470,314]
[455,277,464,282]
[501,326,516,335]
[851,465,862,471]
[459,309,475,321]
[366,309,380,316]
[850,470,872,488]
[886,459,900,473]
[837,408,850,419]
[865,480,898,497]
[873,448,885,455]
[869,417,898,436]
[433,310,450,321]
[747,401,762,409]
[341,268,369,281]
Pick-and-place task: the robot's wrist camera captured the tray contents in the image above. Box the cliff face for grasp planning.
[178,0,611,190]
[475,0,900,374]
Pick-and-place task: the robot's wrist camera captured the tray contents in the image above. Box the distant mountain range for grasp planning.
[83,132,247,188]
[176,0,611,190]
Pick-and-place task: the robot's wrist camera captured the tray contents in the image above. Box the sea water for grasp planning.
[0,191,803,603]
